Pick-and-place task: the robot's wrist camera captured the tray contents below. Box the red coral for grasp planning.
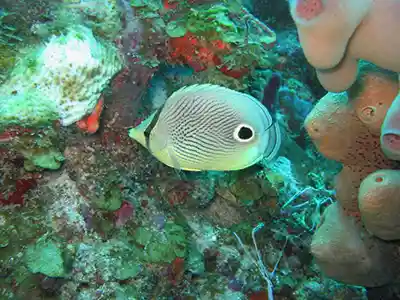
[166,181,193,207]
[0,126,34,143]
[0,124,59,144]
[168,33,249,78]
[168,257,185,286]
[0,178,37,206]
[213,55,249,79]
[168,33,218,72]
[163,0,179,9]
[114,200,134,227]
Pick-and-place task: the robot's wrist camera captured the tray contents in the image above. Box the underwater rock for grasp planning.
[25,239,66,277]
[72,241,143,284]
[40,172,89,238]
[203,195,246,228]
[186,242,205,275]
[0,25,122,128]
[40,276,66,297]
[133,221,187,263]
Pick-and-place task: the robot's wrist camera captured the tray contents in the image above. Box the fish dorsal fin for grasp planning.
[163,84,228,108]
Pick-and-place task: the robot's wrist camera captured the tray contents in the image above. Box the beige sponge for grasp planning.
[359,169,400,240]
[311,202,397,287]
[289,0,372,70]
[290,0,400,92]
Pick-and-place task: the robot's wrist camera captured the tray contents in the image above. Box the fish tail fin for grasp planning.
[128,111,160,150]
[128,127,147,149]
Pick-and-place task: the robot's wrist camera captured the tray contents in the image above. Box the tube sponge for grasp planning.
[315,54,359,92]
[359,170,400,240]
[305,62,398,163]
[305,63,398,214]
[381,78,400,160]
[288,0,372,70]
[311,202,397,287]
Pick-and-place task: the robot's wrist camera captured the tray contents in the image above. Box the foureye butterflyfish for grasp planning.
[128,83,281,171]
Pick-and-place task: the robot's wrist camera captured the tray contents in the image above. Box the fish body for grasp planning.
[129,84,281,171]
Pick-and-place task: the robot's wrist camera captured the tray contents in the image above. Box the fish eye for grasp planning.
[233,124,255,142]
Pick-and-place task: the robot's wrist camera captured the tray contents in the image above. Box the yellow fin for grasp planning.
[128,111,158,149]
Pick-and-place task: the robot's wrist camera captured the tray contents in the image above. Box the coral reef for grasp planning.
[0,24,122,170]
[161,1,279,77]
[0,1,376,299]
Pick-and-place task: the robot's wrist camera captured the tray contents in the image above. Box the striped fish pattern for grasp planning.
[129,84,281,171]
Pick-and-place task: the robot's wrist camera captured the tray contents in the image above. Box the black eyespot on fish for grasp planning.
[234,124,254,142]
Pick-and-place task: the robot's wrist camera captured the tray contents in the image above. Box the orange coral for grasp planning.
[76,97,104,134]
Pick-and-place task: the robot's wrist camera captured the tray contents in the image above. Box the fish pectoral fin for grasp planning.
[166,148,202,173]
[167,147,182,170]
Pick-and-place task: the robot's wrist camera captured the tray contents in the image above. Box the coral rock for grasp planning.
[0,25,122,128]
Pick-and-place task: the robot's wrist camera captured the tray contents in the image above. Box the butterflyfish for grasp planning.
[128,81,281,171]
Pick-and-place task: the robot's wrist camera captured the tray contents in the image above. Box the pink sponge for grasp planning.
[295,0,324,20]
[381,91,400,160]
